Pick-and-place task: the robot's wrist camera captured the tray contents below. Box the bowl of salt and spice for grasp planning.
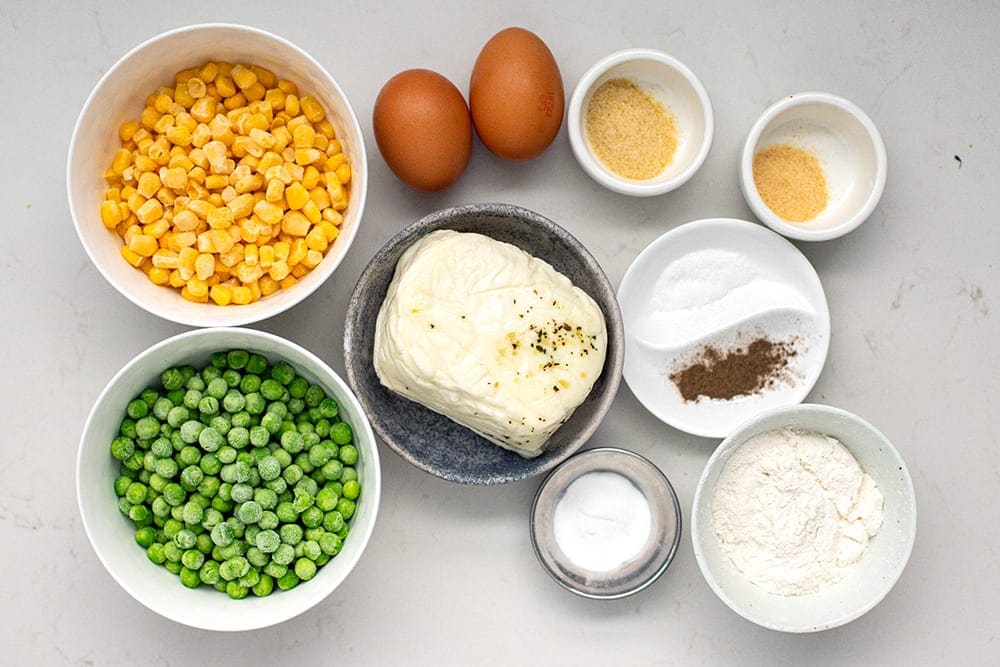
[532,53,903,615]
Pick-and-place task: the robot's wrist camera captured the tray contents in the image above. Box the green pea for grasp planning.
[294,558,317,581]
[227,427,250,449]
[330,423,353,446]
[181,549,205,571]
[134,526,156,548]
[147,543,167,565]
[258,510,279,531]
[252,573,275,597]
[246,354,268,375]
[161,368,185,391]
[341,467,358,483]
[336,498,356,520]
[342,480,360,501]
[199,560,221,585]
[227,349,250,369]
[320,460,343,481]
[127,399,149,419]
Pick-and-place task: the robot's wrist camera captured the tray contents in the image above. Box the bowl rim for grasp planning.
[76,326,382,631]
[343,202,625,485]
[66,22,368,327]
[567,47,714,197]
[690,402,917,632]
[739,91,887,242]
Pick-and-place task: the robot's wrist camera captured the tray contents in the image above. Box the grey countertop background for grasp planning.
[2,0,997,663]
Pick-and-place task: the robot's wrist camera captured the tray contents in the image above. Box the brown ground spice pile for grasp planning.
[585,78,678,180]
[752,143,828,222]
[669,338,797,402]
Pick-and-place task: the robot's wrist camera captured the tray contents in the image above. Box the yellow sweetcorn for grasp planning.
[102,60,349,304]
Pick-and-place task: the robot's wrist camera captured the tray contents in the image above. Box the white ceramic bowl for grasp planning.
[740,92,886,241]
[77,327,381,631]
[568,49,713,196]
[691,404,916,633]
[67,23,368,326]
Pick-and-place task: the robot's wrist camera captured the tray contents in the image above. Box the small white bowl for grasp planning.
[67,23,368,327]
[691,404,916,633]
[740,92,887,241]
[568,49,713,196]
[77,327,381,631]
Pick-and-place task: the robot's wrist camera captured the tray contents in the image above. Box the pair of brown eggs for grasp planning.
[372,27,564,192]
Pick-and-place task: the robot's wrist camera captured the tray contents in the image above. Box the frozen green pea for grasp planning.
[127,399,149,419]
[200,453,221,476]
[336,498,356,520]
[232,460,252,484]
[152,397,174,420]
[166,405,190,428]
[254,487,278,510]
[135,417,160,440]
[110,437,135,461]
[342,480,360,501]
[258,510,279,530]
[177,445,201,467]
[341,467,358,484]
[288,398,305,415]
[161,368,185,391]
[222,369,241,388]
[182,501,203,526]
[272,543,295,566]
[227,349,249,369]
[276,571,299,591]
[133,525,155,546]
[239,374,261,394]
[227,427,250,449]
[291,490,314,513]
[295,478,318,498]
[318,398,339,419]
[114,475,132,497]
[270,361,295,385]
[150,437,172,459]
[198,395,219,415]
[304,385,325,407]
[338,443,358,465]
[199,560,220,585]
[244,392,265,415]
[174,529,197,550]
[246,353,268,375]
[255,529,280,554]
[223,390,246,413]
[186,375,206,391]
[182,389,202,410]
[315,487,339,512]
[246,546,269,568]
[261,379,284,401]
[249,426,270,448]
[330,423,353,447]
[207,377,228,399]
[236,501,262,524]
[198,427,224,452]
[279,523,302,545]
[306,444,330,468]
[162,483,185,506]
[180,465,203,491]
[152,496,171,518]
[147,543,167,565]
[164,560,182,574]
[319,532,342,556]
[180,420,204,444]
[211,522,235,547]
[219,556,250,581]
[198,475,220,498]
[301,506,324,529]
[294,558,317,581]
[280,431,304,454]
[154,458,178,479]
[288,376,308,398]
[125,482,147,504]
[182,549,205,571]
[282,464,303,486]
[252,573,275,597]
[201,507,223,529]
[231,411,251,429]
[163,542,183,563]
[179,566,200,588]
[321,460,343,481]
[263,560,287,578]
[129,505,150,525]
[217,445,237,464]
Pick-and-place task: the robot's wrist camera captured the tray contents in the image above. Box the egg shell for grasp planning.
[373,69,473,192]
[469,27,564,161]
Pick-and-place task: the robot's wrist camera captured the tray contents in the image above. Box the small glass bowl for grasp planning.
[529,447,681,599]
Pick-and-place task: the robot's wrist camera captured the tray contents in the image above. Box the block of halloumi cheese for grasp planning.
[373,230,607,457]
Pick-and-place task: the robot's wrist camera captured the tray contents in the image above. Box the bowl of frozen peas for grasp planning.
[77,327,381,631]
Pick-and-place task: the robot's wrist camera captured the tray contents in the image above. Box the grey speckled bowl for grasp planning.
[344,203,624,485]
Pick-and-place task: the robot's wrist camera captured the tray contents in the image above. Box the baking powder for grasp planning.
[553,471,652,572]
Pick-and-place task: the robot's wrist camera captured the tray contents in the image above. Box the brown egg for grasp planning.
[469,27,564,161]
[373,69,473,192]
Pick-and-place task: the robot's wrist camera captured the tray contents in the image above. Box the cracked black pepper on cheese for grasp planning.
[373,230,607,457]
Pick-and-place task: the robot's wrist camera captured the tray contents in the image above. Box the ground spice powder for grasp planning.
[585,78,678,180]
[669,338,796,402]
[752,143,828,222]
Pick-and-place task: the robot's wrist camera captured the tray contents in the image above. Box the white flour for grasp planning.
[712,427,884,595]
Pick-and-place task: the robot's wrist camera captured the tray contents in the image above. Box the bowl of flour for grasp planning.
[691,403,916,632]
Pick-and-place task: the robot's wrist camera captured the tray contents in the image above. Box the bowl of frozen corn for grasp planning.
[67,23,367,327]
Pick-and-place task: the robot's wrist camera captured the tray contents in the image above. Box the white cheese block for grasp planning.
[373,230,607,458]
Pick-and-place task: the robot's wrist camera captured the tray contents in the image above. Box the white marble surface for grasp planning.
[2,0,997,663]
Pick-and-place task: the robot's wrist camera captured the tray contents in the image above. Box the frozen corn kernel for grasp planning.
[194,253,215,280]
[101,200,123,228]
[300,96,325,123]
[209,284,232,305]
[284,182,309,210]
[231,285,253,305]
[281,211,310,237]
[253,200,284,225]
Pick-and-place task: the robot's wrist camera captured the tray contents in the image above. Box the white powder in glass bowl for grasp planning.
[712,427,884,595]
